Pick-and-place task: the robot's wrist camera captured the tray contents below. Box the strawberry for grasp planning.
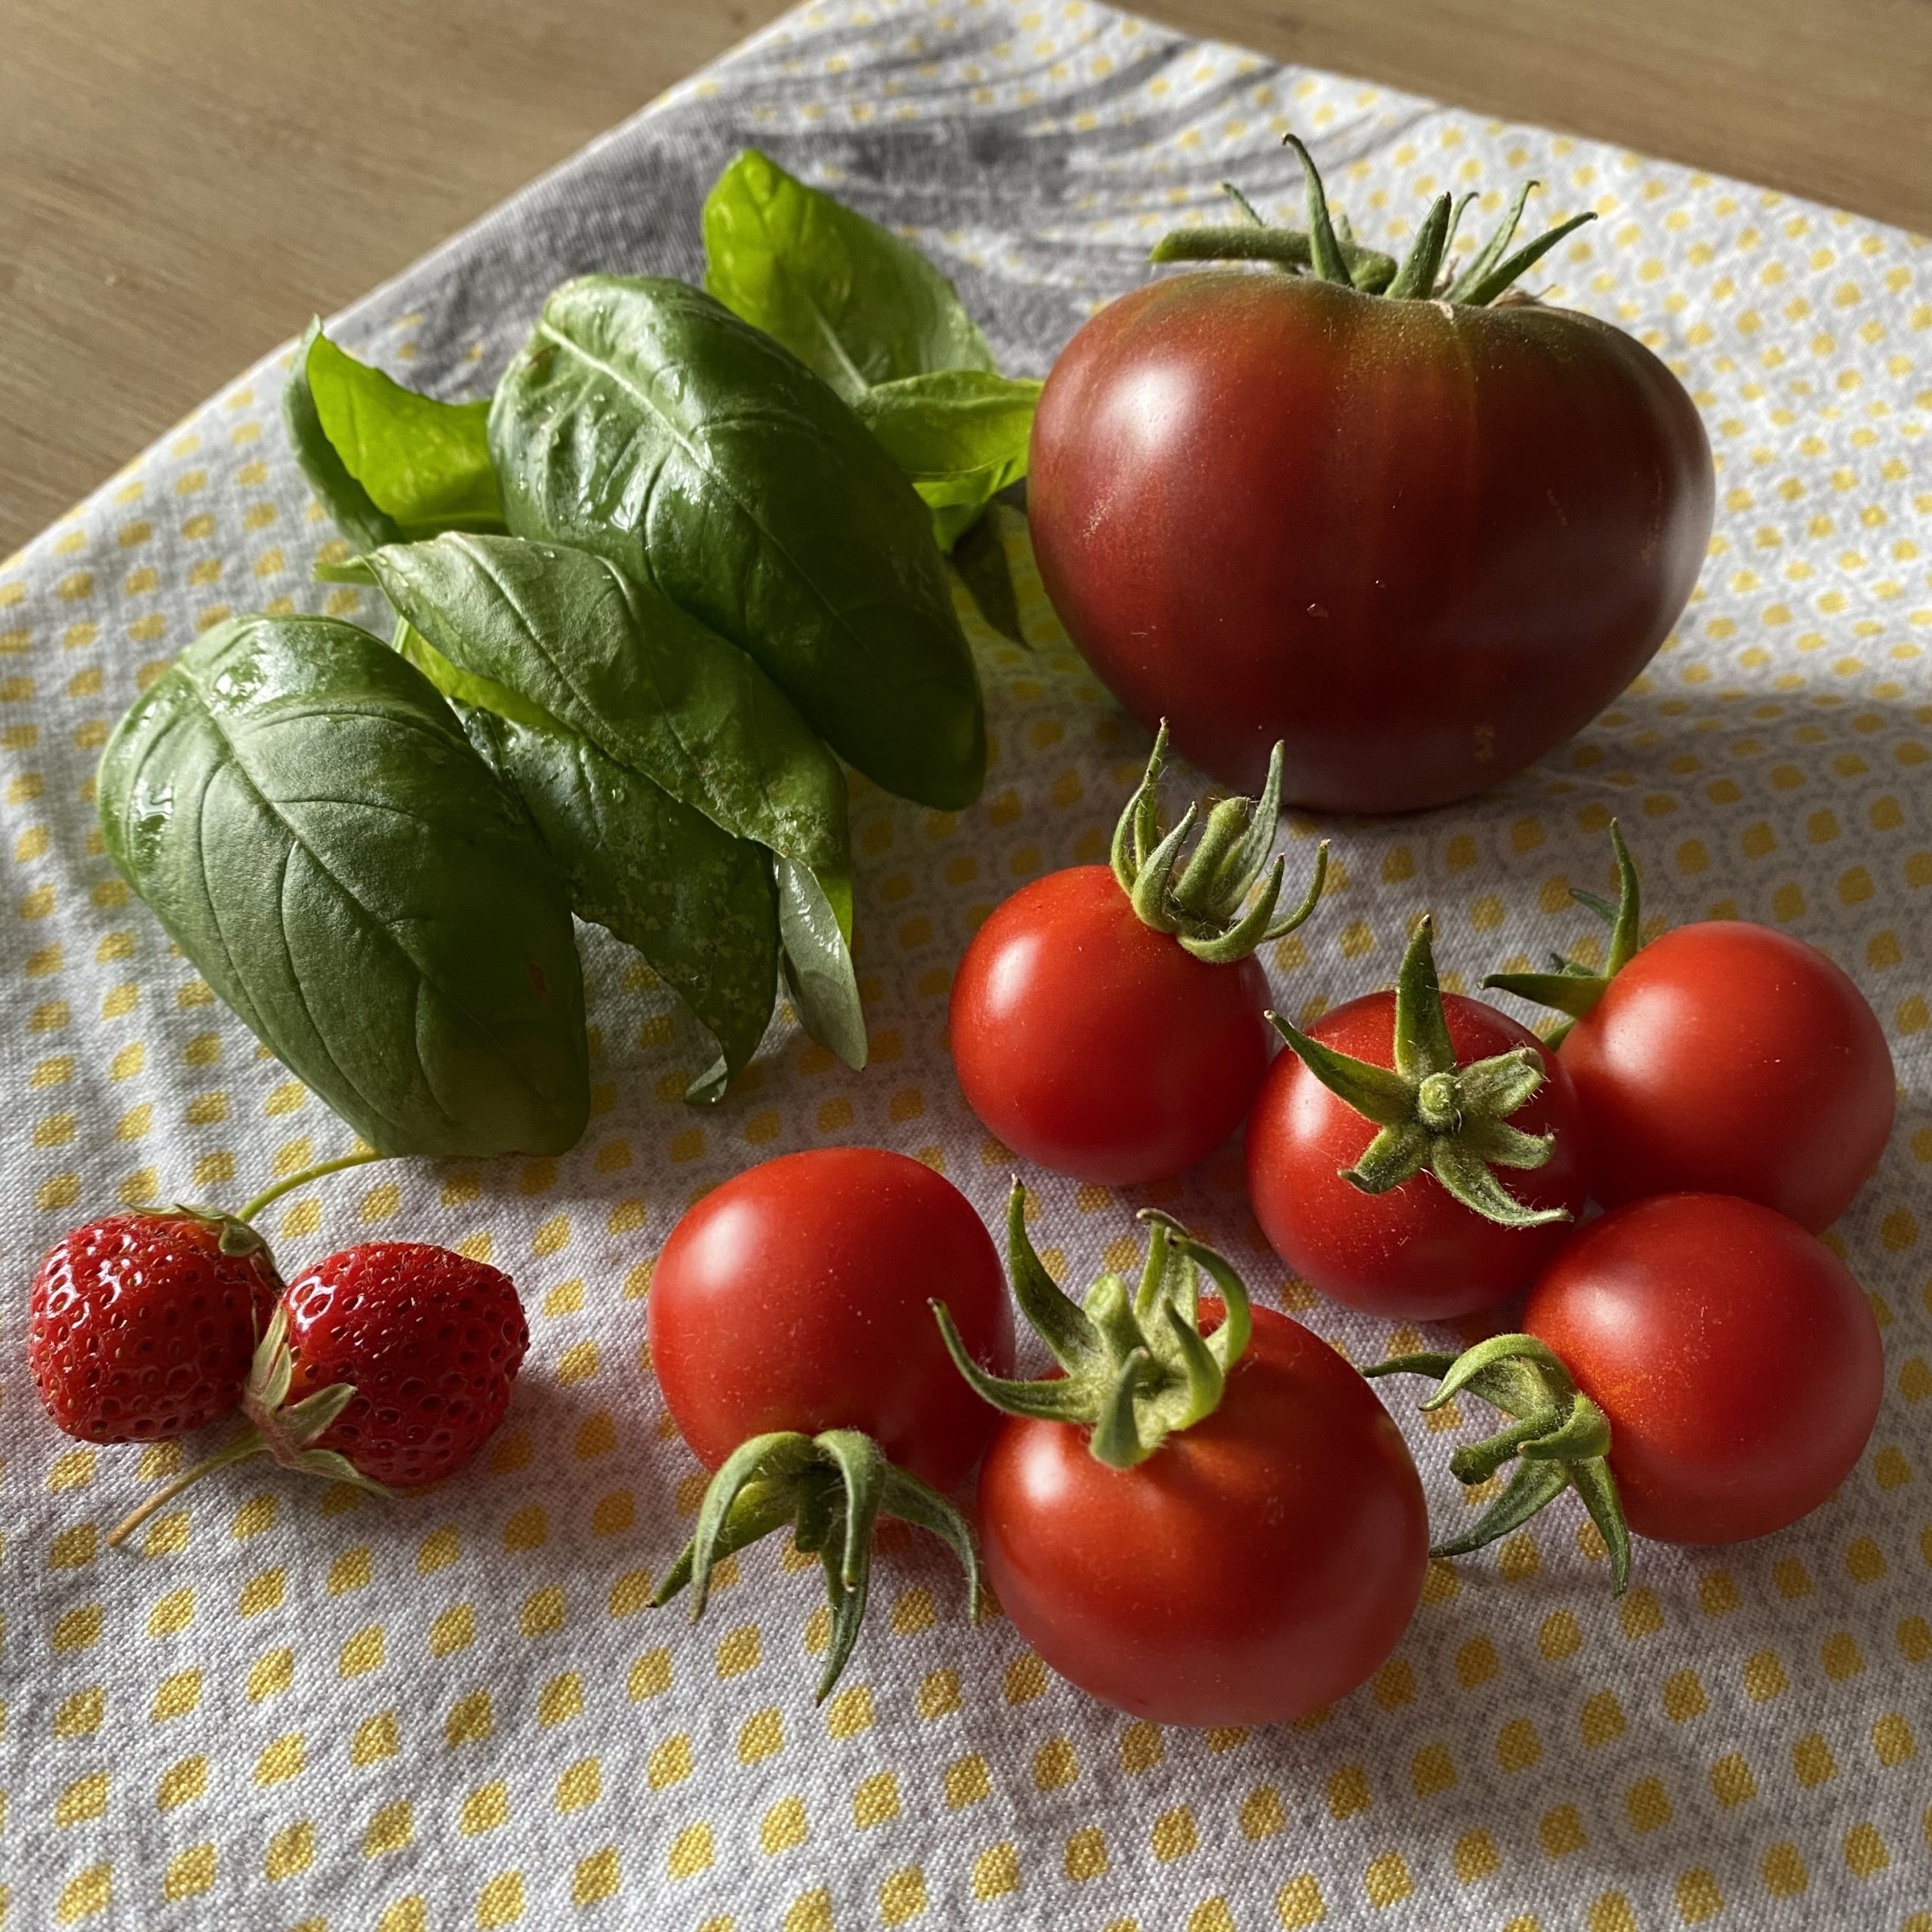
[107,1240,528,1546]
[29,1212,281,1443]
[278,1242,530,1487]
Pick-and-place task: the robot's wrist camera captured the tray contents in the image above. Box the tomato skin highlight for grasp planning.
[1029,272,1713,811]
[1246,990,1586,1319]
[949,866,1275,1186]
[1523,1193,1884,1544]
[977,1303,1427,1724]
[647,1149,1014,1491]
[1557,921,1894,1231]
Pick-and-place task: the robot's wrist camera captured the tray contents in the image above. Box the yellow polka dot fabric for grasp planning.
[4,2,1930,1926]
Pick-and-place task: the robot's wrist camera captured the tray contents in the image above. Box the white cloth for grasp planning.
[2,3,1927,1927]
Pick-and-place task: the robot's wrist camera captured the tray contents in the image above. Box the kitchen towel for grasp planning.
[2,2,1927,1927]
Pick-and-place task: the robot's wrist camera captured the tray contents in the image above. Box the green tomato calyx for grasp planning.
[652,1429,979,1703]
[1149,134,1597,308]
[1268,915,1571,1230]
[1366,1334,1632,1595]
[934,1184,1253,1470]
[1111,721,1327,964]
[1484,820,1643,1041]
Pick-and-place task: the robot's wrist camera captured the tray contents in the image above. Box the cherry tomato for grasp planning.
[1558,922,1894,1230]
[977,1301,1427,1725]
[1524,1193,1884,1543]
[1247,989,1586,1319]
[648,1148,1014,1490]
[1030,259,1711,811]
[950,866,1275,1185]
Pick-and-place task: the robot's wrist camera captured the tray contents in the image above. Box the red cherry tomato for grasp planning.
[1524,1193,1884,1543]
[1558,922,1894,1230]
[648,1148,1014,1491]
[977,1302,1428,1725]
[1247,991,1586,1319]
[949,866,1274,1185]
[1029,272,1712,811]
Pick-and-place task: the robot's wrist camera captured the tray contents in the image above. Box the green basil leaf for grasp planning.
[949,503,1029,647]
[489,275,985,811]
[451,687,779,1104]
[350,536,863,1070]
[97,614,588,1158]
[328,532,849,891]
[283,319,504,552]
[853,370,1041,515]
[390,612,556,732]
[774,855,867,1072]
[703,149,995,405]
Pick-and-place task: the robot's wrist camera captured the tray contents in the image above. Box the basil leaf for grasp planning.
[346,535,863,1070]
[390,613,556,733]
[854,370,1041,516]
[284,319,504,552]
[331,531,848,878]
[449,687,779,1104]
[97,614,589,1158]
[774,855,867,1073]
[490,275,985,811]
[703,148,995,405]
[949,504,1029,647]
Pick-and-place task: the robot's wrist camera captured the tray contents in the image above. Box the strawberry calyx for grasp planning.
[1366,1333,1632,1595]
[105,1297,392,1551]
[1266,914,1571,1230]
[934,1184,1252,1469]
[1151,135,1597,308]
[1112,721,1327,964]
[132,1200,275,1264]
[1483,820,1643,1042]
[652,1429,980,1703]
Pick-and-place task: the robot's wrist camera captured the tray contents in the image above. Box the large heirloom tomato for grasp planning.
[937,1192,1427,1725]
[1029,145,1714,811]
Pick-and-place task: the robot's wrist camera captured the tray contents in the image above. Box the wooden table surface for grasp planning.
[4,0,1929,557]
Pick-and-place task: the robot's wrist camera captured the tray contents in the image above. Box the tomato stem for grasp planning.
[1150,142,1596,307]
[651,1427,980,1703]
[935,1186,1251,1469]
[1109,721,1327,963]
[1269,916,1572,1229]
[1367,1335,1632,1593]
[1283,134,1355,288]
[1484,820,1644,1035]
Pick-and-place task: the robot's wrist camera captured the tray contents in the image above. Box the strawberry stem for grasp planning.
[106,1430,268,1548]
[103,1303,391,1552]
[237,1146,385,1226]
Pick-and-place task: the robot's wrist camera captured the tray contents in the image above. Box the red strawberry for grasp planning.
[107,1240,527,1546]
[280,1243,529,1487]
[29,1213,280,1442]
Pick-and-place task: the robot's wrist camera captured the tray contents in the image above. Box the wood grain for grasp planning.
[3,0,1928,555]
